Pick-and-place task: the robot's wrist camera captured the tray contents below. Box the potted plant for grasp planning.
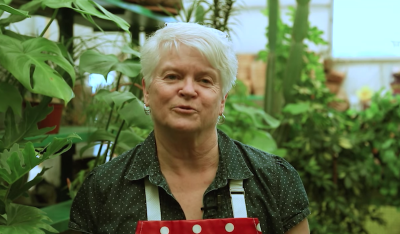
[68,46,152,198]
[123,0,182,14]
[0,0,130,132]
[0,1,131,232]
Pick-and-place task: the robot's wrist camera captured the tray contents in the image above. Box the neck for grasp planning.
[154,128,219,175]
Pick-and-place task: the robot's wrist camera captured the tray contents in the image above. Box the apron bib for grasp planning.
[135,179,262,234]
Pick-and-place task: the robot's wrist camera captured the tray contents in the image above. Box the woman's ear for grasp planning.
[219,93,228,114]
[142,79,149,105]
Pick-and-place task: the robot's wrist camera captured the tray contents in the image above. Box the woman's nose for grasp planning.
[179,78,197,98]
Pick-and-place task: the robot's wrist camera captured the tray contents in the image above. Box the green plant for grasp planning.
[0,0,130,109]
[282,0,310,104]
[0,1,131,232]
[160,0,242,36]
[68,47,154,198]
[259,5,400,234]
[218,81,284,156]
[264,0,279,114]
[0,97,80,233]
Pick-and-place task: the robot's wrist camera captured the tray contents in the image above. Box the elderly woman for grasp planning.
[69,22,310,234]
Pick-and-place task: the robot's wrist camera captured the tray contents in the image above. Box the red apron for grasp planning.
[135,179,262,234]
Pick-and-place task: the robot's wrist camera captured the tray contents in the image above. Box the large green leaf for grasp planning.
[0,1,40,25]
[87,129,116,143]
[80,50,141,78]
[94,89,136,108]
[118,99,153,129]
[0,144,20,175]
[0,144,37,186]
[79,142,101,157]
[0,98,53,150]
[0,3,30,17]
[0,35,75,103]
[282,102,310,115]
[94,89,121,104]
[232,104,280,129]
[247,130,278,153]
[0,83,23,116]
[115,60,142,77]
[0,134,77,186]
[0,0,12,17]
[0,203,57,233]
[121,45,141,58]
[39,0,73,8]
[0,214,5,225]
[14,0,130,34]
[0,143,38,185]
[3,29,34,41]
[43,133,81,159]
[118,129,145,150]
[111,91,136,108]
[7,167,50,201]
[73,0,130,34]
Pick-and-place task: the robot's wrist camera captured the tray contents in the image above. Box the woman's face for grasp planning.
[142,45,227,134]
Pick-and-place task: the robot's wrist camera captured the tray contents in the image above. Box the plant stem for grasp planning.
[222,0,234,32]
[39,9,59,38]
[109,120,125,162]
[94,72,123,166]
[101,140,112,165]
[213,0,219,29]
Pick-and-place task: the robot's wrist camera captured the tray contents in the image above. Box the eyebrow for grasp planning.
[159,64,218,77]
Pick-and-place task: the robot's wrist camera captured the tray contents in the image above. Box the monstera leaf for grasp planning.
[29,0,130,33]
[94,89,136,108]
[79,50,141,79]
[0,35,75,104]
[119,98,153,129]
[0,203,58,234]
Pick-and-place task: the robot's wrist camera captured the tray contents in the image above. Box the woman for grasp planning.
[69,22,310,234]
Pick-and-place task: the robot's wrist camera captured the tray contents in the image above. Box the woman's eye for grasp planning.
[201,78,212,84]
[165,74,177,80]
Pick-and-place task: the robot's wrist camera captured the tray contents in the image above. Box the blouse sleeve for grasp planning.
[274,157,311,232]
[68,170,99,233]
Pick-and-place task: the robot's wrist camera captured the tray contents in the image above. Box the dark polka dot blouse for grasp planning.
[69,129,310,234]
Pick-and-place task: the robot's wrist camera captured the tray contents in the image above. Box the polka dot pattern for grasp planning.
[69,129,310,234]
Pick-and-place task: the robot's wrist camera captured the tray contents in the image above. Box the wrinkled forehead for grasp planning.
[157,42,217,71]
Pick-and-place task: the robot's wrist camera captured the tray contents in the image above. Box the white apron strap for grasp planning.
[144,177,161,220]
[229,179,248,218]
[144,178,247,220]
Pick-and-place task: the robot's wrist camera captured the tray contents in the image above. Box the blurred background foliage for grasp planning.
[254,2,400,234]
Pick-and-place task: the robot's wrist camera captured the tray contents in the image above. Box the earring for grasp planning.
[144,103,151,115]
[217,114,225,125]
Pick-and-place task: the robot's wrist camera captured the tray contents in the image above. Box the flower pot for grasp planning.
[123,0,182,14]
[391,73,400,95]
[30,102,64,134]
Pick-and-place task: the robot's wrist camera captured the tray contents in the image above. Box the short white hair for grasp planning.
[140,22,238,95]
